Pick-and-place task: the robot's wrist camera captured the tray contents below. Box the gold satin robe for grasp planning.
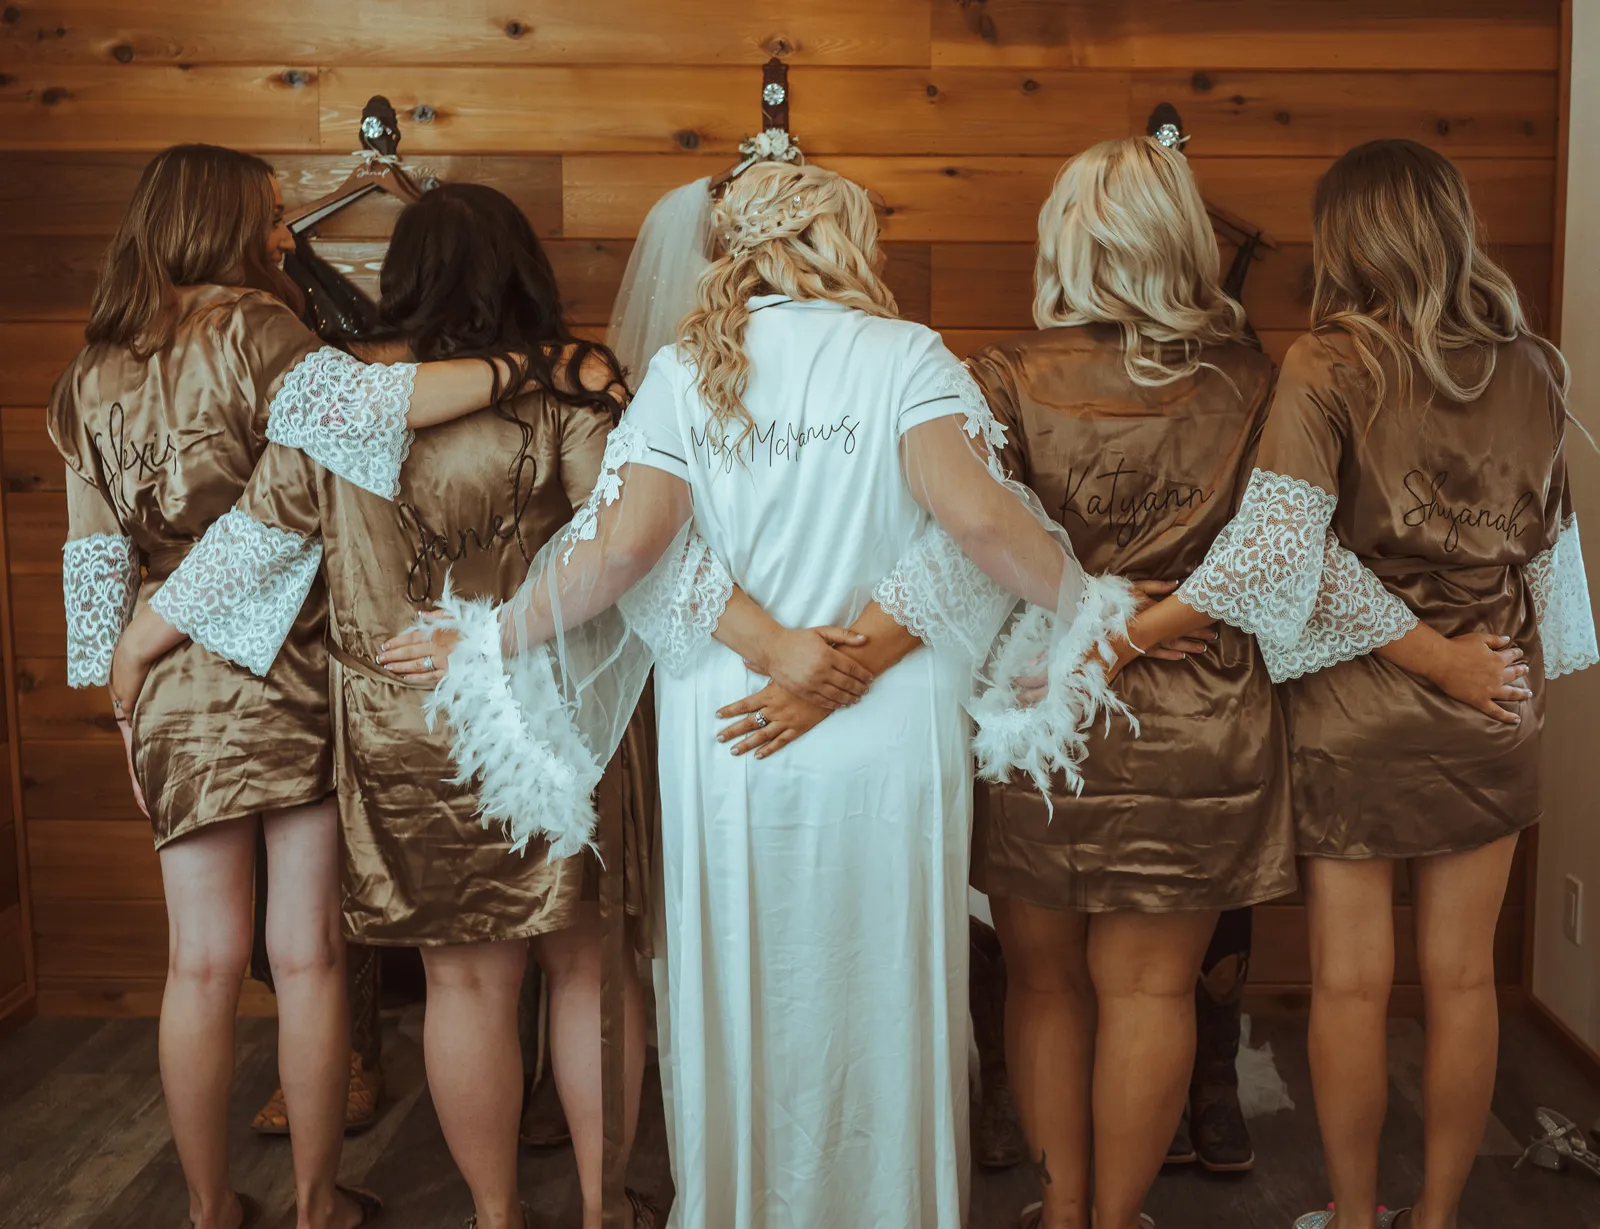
[967,324,1296,912]
[1243,331,1587,858]
[222,391,654,946]
[47,286,331,846]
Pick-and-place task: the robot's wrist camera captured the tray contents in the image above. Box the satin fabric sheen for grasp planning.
[48,286,332,846]
[1265,331,1568,858]
[237,389,655,946]
[968,324,1296,911]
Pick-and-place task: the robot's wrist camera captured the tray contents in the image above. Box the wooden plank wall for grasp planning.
[0,0,1561,1013]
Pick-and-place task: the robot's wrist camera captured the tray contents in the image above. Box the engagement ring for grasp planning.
[754,712,769,729]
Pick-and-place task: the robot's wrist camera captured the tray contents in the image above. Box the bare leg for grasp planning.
[262,798,365,1229]
[989,896,1093,1229]
[159,819,256,1229]
[532,904,647,1229]
[1088,910,1219,1229]
[421,940,529,1229]
[1409,835,1518,1229]
[1305,857,1396,1229]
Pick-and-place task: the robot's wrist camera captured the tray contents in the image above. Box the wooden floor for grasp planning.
[1,1009,1598,1229]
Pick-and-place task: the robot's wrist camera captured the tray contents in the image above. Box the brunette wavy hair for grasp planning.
[1311,138,1567,408]
[87,144,303,358]
[377,182,626,419]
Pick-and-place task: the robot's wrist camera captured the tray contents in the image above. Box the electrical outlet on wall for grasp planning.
[1563,876,1584,946]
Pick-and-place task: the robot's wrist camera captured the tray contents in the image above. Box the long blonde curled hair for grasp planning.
[1033,136,1247,386]
[1311,138,1566,408]
[679,162,898,441]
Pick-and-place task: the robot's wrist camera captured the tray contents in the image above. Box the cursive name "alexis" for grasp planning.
[91,401,176,522]
[690,414,860,473]
[1400,470,1533,553]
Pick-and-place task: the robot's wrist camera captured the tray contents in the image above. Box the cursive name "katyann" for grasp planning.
[1059,458,1212,547]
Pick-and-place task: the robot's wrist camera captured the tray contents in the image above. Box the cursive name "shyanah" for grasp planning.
[1401,470,1533,554]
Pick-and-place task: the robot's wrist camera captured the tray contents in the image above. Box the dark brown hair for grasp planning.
[86,144,302,358]
[377,182,625,419]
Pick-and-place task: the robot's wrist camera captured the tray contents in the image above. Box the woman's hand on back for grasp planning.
[748,625,875,711]
[717,681,833,758]
[1427,632,1532,723]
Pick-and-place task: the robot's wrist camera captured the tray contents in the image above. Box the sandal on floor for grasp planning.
[1378,1211,1411,1228]
[1018,1204,1042,1229]
[1517,1107,1600,1179]
[250,1054,382,1136]
[336,1186,383,1225]
[627,1188,663,1229]
[466,1203,529,1229]
[184,1193,259,1229]
[1294,1206,1395,1229]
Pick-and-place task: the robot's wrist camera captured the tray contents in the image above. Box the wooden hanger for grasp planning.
[1146,103,1278,252]
[709,58,890,211]
[284,95,426,234]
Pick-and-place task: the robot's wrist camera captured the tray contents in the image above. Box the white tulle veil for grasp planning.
[605,178,714,391]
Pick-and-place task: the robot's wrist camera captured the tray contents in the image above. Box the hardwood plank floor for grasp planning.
[0,1010,1596,1228]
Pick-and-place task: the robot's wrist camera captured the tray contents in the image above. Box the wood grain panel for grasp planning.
[0,906,26,1001]
[0,66,321,152]
[564,156,1555,244]
[16,659,118,742]
[4,490,66,573]
[0,153,562,239]
[0,326,81,407]
[10,572,65,659]
[0,0,933,67]
[1130,71,1558,158]
[931,242,1554,331]
[20,739,142,820]
[0,823,18,914]
[931,0,1560,72]
[323,67,1134,157]
[0,235,104,322]
[37,976,278,1017]
[27,820,162,902]
[32,899,166,979]
[1253,904,1525,987]
[2,408,61,498]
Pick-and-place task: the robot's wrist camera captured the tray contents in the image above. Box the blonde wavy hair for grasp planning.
[1033,136,1247,387]
[679,162,897,441]
[1312,138,1566,407]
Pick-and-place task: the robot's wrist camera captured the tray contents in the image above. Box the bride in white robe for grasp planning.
[390,163,1138,1229]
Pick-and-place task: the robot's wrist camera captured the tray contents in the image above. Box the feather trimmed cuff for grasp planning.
[422,582,603,860]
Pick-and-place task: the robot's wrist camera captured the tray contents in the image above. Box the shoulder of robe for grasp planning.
[44,347,94,473]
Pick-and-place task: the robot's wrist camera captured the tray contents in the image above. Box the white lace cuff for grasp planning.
[1528,514,1599,679]
[1261,534,1418,683]
[1178,467,1339,643]
[267,347,417,499]
[618,528,733,676]
[873,523,1017,661]
[63,533,140,687]
[151,510,322,677]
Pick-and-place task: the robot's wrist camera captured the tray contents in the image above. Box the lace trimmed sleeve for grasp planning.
[1179,468,1415,683]
[1526,513,1599,679]
[267,347,417,500]
[150,509,322,678]
[617,527,733,676]
[63,533,141,688]
[872,523,1017,663]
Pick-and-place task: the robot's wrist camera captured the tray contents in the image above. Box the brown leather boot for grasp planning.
[971,916,1025,1169]
[1191,950,1253,1172]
